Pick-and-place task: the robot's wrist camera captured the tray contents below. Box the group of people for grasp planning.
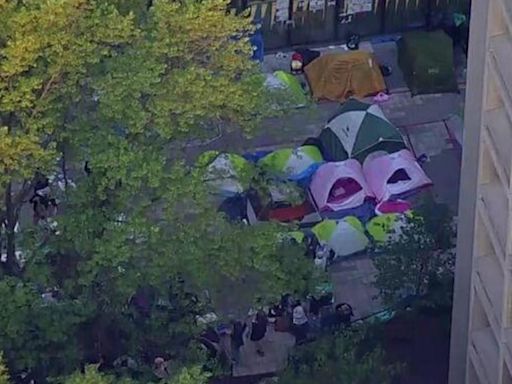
[199,310,269,369]
[198,294,355,371]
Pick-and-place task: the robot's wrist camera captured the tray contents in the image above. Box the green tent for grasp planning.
[366,212,414,243]
[266,70,309,107]
[318,99,406,162]
[397,31,458,96]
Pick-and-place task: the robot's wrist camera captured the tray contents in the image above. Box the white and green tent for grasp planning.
[366,212,412,243]
[258,145,323,183]
[318,99,406,163]
[311,217,369,258]
[199,151,253,197]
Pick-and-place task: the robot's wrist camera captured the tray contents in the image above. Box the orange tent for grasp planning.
[305,51,386,103]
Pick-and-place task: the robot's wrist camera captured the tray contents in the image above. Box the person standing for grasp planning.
[292,301,309,344]
[230,320,246,365]
[249,311,267,357]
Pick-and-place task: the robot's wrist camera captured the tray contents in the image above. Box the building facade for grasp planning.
[449,0,512,383]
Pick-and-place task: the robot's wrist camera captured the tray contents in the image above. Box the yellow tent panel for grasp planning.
[305,51,386,103]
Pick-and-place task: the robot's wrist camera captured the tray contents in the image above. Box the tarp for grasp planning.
[311,217,369,258]
[258,145,323,184]
[200,151,254,196]
[305,51,386,103]
[397,31,458,96]
[217,189,261,224]
[366,213,410,243]
[318,99,406,162]
[363,149,432,202]
[265,70,309,106]
[309,159,374,213]
[248,180,322,226]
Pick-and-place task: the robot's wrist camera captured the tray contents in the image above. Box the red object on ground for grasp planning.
[292,52,303,62]
[267,200,315,222]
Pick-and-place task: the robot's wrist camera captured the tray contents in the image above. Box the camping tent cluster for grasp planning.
[201,99,432,260]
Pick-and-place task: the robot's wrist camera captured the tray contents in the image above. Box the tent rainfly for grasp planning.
[318,99,406,163]
[217,189,261,224]
[304,51,386,103]
[311,217,369,258]
[363,149,432,202]
[200,151,253,197]
[258,145,323,184]
[309,159,374,213]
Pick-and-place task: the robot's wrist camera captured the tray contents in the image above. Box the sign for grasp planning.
[346,0,373,14]
[275,0,289,22]
[309,0,326,12]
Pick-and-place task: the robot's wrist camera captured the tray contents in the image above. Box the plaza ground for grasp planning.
[200,39,464,380]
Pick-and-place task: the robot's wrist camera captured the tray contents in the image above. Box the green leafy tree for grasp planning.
[372,195,456,308]
[63,364,209,384]
[0,0,137,273]
[278,325,402,384]
[0,0,315,380]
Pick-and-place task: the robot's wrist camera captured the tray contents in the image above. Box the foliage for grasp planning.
[0,0,314,381]
[63,364,209,384]
[0,278,90,376]
[166,366,210,384]
[278,325,402,384]
[0,353,9,384]
[372,195,456,308]
[64,366,134,384]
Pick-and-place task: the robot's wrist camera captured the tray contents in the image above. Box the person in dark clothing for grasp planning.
[84,161,92,176]
[335,303,353,327]
[320,302,354,330]
[29,187,57,224]
[250,311,267,357]
[230,320,246,364]
[199,327,221,359]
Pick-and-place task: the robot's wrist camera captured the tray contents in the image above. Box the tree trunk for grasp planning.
[3,182,19,275]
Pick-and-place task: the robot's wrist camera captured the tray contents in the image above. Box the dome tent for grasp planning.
[264,70,309,107]
[258,145,323,185]
[318,99,406,163]
[366,212,412,243]
[199,151,254,197]
[363,149,432,202]
[311,217,369,258]
[309,159,374,214]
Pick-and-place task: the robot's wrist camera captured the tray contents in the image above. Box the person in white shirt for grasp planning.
[292,301,309,344]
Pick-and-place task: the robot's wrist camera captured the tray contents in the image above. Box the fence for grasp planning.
[230,0,470,50]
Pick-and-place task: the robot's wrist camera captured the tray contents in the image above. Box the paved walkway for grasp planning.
[233,327,295,377]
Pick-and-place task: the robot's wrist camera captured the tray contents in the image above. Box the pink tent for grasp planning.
[363,149,432,202]
[309,160,374,212]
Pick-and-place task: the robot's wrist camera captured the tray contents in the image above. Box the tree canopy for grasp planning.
[0,0,315,381]
[372,195,456,308]
[278,325,402,384]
